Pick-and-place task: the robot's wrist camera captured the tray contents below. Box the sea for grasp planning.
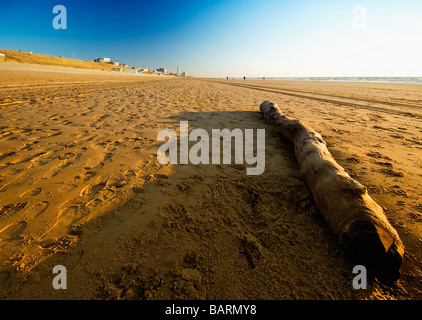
[226,77,422,84]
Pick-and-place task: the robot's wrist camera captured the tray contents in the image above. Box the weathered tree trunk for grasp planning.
[260,100,404,279]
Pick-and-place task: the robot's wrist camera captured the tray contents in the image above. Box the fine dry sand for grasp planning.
[0,49,131,72]
[0,64,421,299]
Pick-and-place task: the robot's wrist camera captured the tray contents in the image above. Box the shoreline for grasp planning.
[216,78,422,85]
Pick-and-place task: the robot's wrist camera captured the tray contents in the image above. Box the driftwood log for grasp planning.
[260,100,404,280]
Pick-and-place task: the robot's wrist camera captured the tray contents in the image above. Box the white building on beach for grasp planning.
[94,57,111,63]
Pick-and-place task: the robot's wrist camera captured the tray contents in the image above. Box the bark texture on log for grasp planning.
[260,100,404,279]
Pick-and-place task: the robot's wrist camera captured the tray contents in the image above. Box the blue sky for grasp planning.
[1,0,422,77]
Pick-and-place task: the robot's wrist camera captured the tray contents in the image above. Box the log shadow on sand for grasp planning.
[0,110,406,299]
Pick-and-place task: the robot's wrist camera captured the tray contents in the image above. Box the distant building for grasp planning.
[181,71,187,77]
[109,61,119,66]
[141,69,154,74]
[156,68,166,73]
[112,68,123,72]
[94,58,111,63]
[121,64,129,67]
[0,53,5,62]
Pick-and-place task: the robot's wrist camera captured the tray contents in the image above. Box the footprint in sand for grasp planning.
[10,155,34,165]
[27,151,49,167]
[64,141,77,148]
[0,171,32,192]
[0,221,27,240]
[0,202,28,220]
[75,169,96,181]
[82,152,110,170]
[23,201,49,219]
[58,152,75,160]
[0,152,16,162]
[380,168,404,177]
[103,152,113,162]
[106,170,134,188]
[44,160,73,178]
[366,151,392,160]
[81,182,106,197]
[86,198,102,208]
[39,130,62,139]
[60,120,72,126]
[20,187,42,197]
[43,205,81,238]
[19,140,39,151]
[145,173,170,184]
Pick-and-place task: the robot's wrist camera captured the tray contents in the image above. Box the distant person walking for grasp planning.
[243,76,246,80]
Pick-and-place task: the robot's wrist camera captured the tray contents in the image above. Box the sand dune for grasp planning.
[0,49,131,71]
[0,66,421,299]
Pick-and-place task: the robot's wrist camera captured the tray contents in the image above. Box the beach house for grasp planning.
[94,58,111,63]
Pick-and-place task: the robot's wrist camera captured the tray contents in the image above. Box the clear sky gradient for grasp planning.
[1,0,421,77]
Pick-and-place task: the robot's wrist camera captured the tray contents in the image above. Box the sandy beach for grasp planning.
[0,64,421,300]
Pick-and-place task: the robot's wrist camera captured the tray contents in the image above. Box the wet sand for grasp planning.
[0,65,421,299]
